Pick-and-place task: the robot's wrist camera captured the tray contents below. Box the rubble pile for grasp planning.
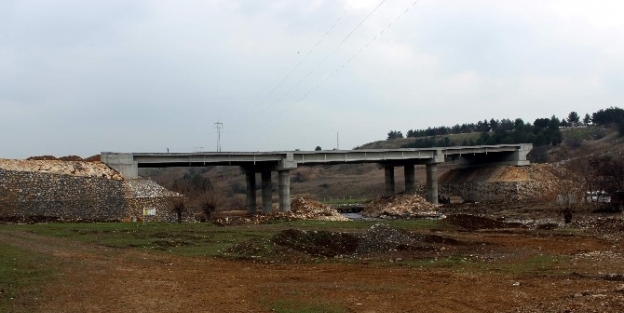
[0,158,122,180]
[573,216,624,235]
[212,198,350,225]
[361,195,439,218]
[355,223,415,254]
[289,197,350,221]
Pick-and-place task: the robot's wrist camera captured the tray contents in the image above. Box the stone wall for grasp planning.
[0,168,186,223]
[0,169,126,221]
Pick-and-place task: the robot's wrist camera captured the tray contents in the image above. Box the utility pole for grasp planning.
[337,132,340,150]
[215,120,223,152]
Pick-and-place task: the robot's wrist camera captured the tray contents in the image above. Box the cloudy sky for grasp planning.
[1,0,623,158]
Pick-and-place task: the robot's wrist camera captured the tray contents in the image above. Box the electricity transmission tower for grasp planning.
[215,120,223,152]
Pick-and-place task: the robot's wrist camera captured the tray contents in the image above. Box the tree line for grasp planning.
[387,107,624,148]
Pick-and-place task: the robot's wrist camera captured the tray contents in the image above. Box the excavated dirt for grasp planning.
[361,194,439,218]
[226,223,477,263]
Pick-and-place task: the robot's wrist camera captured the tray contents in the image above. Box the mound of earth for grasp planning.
[272,229,359,257]
[227,223,463,260]
[0,158,122,179]
[289,197,350,221]
[361,195,439,218]
[442,213,522,230]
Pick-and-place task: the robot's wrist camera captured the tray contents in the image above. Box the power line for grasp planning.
[234,0,422,134]
[340,0,387,45]
[229,3,353,127]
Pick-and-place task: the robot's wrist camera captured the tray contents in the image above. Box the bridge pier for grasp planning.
[426,163,439,204]
[261,170,273,214]
[245,170,257,214]
[278,170,291,212]
[384,166,395,197]
[404,164,415,195]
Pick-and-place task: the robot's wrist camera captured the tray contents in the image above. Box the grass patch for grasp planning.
[503,254,564,276]
[6,219,442,259]
[402,256,475,269]
[0,243,58,313]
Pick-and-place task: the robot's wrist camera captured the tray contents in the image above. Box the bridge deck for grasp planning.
[122,144,530,168]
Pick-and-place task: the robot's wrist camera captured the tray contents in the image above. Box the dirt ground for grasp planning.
[3,209,624,313]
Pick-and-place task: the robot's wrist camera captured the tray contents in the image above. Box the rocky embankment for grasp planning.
[0,158,122,179]
[440,164,561,203]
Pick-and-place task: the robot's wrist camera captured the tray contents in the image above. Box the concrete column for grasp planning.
[245,171,257,214]
[426,163,439,204]
[404,164,415,195]
[278,170,291,212]
[384,165,395,197]
[261,170,273,214]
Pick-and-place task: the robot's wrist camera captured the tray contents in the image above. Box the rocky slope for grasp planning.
[0,158,122,180]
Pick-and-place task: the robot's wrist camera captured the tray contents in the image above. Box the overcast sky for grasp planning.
[2,0,623,158]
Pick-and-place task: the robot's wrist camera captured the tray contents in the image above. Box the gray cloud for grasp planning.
[1,0,623,158]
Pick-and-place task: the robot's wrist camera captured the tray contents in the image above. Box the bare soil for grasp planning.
[3,210,624,312]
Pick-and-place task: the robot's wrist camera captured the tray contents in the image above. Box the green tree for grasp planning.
[315,146,322,151]
[583,113,592,125]
[387,130,404,140]
[567,111,580,126]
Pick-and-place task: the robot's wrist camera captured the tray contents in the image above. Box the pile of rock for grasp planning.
[0,158,122,180]
[361,195,439,218]
[289,197,350,221]
[355,223,415,254]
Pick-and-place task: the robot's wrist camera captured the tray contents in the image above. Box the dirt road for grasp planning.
[1,228,624,312]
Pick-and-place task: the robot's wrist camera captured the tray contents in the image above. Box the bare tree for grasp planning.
[169,196,187,224]
[195,189,223,219]
[548,162,587,223]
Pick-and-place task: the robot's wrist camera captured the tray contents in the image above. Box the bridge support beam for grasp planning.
[426,163,439,204]
[384,165,395,197]
[245,171,257,214]
[278,170,291,212]
[404,164,415,195]
[261,171,273,214]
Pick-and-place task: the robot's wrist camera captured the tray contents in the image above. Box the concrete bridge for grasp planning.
[101,144,532,213]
